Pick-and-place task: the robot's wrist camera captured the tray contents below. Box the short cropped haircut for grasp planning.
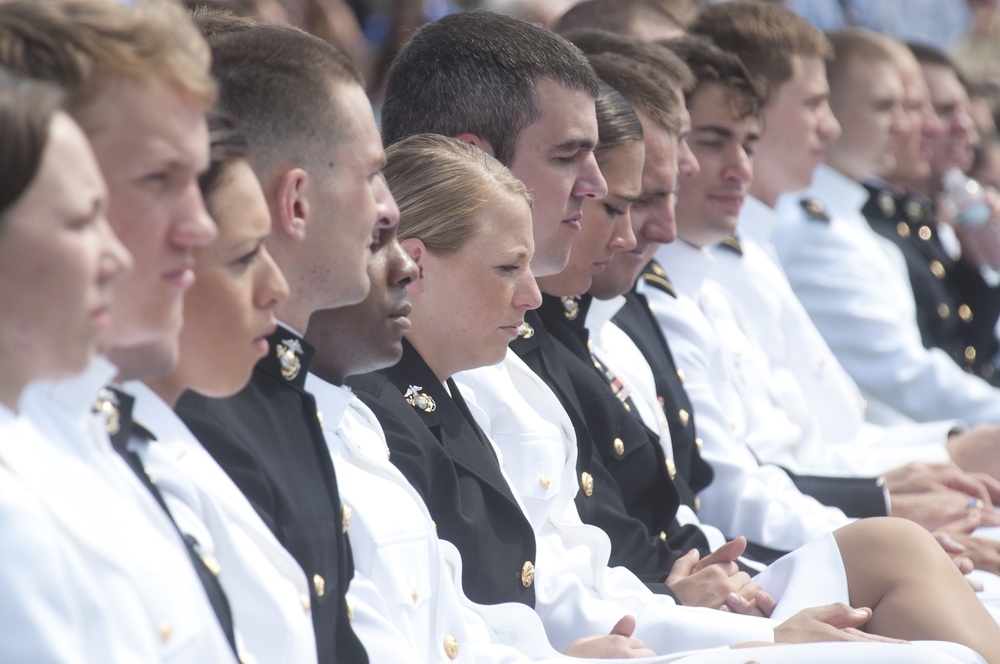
[380,11,599,166]
[594,80,644,154]
[0,0,214,128]
[196,17,363,179]
[688,1,831,101]
[825,28,899,98]
[0,69,65,223]
[664,35,764,121]
[386,134,532,257]
[564,29,694,93]
[908,42,961,73]
[198,113,251,200]
[552,0,683,38]
[588,52,681,135]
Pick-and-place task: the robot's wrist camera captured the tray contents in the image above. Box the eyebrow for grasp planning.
[692,125,761,143]
[552,137,597,152]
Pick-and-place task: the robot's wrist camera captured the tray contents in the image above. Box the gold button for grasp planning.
[521,561,535,588]
[200,554,222,578]
[317,410,324,426]
[411,588,419,603]
[647,303,656,315]
[659,531,667,541]
[676,368,686,384]
[300,593,311,612]
[623,402,631,412]
[346,598,354,622]
[966,346,977,362]
[918,225,932,240]
[694,497,701,511]
[239,653,257,664]
[613,438,625,456]
[695,437,704,453]
[930,260,946,279]
[342,504,352,533]
[678,409,689,427]
[145,470,157,485]
[580,471,594,497]
[444,635,460,660]
[539,475,551,489]
[959,304,973,322]
[158,620,172,642]
[860,398,868,412]
[386,447,391,460]
[665,458,676,480]
[896,222,910,239]
[313,573,326,598]
[431,520,437,533]
[660,418,669,428]
[937,303,950,319]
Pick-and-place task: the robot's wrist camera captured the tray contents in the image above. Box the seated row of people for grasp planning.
[2,1,1000,663]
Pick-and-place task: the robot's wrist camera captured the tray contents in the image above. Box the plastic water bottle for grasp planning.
[940,167,1000,284]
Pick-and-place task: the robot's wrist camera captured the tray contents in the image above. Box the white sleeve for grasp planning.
[772,211,1000,425]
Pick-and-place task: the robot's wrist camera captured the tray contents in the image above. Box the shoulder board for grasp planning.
[800,197,830,222]
[641,260,676,298]
[717,235,743,256]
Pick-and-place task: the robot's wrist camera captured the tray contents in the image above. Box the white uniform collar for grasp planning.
[654,239,716,296]
[582,294,626,334]
[304,373,356,432]
[784,163,870,228]
[20,355,119,423]
[737,195,778,246]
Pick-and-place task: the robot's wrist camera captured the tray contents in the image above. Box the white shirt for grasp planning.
[15,358,238,663]
[124,380,318,664]
[772,164,1000,425]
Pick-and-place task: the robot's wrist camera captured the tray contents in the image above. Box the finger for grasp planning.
[932,530,967,555]
[693,536,747,572]
[608,614,636,638]
[967,575,985,592]
[666,549,700,585]
[813,603,872,630]
[938,468,994,504]
[725,592,766,617]
[970,472,1000,504]
[979,507,1000,527]
[840,627,907,644]
[754,591,777,617]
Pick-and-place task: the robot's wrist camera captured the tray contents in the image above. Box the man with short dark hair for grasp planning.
[176,18,399,664]
[381,11,607,278]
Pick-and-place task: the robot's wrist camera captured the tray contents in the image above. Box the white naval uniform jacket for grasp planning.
[14,358,238,664]
[647,241,854,550]
[706,196,957,474]
[772,164,1000,425]
[123,380,318,664]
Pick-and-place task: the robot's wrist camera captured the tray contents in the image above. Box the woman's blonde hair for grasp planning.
[385,134,532,256]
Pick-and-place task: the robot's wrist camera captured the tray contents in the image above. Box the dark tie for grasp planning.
[95,387,238,655]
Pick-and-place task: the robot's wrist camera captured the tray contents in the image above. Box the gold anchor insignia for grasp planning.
[561,295,580,320]
[93,388,121,435]
[276,338,303,380]
[517,322,534,339]
[404,385,436,413]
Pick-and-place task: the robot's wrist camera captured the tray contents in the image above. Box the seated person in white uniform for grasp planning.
[129,116,319,664]
[1,1,243,660]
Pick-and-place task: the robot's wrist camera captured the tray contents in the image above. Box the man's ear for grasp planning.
[399,237,427,293]
[272,167,310,241]
[456,133,496,158]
